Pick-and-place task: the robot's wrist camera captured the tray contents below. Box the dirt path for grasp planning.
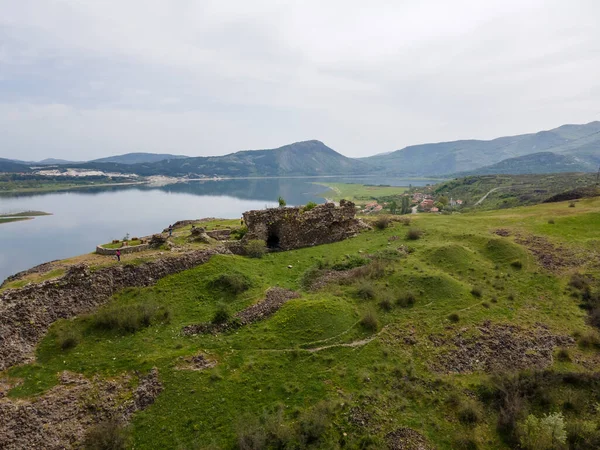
[475,186,507,205]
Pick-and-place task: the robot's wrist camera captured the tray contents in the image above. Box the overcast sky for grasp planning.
[1,0,599,160]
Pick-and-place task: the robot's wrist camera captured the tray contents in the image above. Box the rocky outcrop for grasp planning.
[0,247,230,371]
[242,200,367,251]
[0,368,162,450]
[95,243,150,255]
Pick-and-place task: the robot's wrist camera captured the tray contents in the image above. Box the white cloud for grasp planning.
[0,0,599,160]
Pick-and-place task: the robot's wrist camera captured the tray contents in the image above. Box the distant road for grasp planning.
[475,187,506,206]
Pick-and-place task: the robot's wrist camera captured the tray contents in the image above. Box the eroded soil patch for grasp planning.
[432,321,574,374]
[0,368,162,450]
[385,427,433,450]
[177,353,217,371]
[515,234,583,271]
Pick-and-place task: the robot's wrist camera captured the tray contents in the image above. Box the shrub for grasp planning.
[331,255,370,271]
[396,216,411,226]
[566,420,600,449]
[83,420,128,450]
[212,304,231,324]
[406,228,423,240]
[299,266,322,291]
[471,287,482,297]
[278,196,286,207]
[482,302,490,308]
[578,330,600,348]
[448,313,460,323]
[378,295,393,312]
[298,402,332,445]
[569,273,590,291]
[360,309,379,332]
[556,347,571,362]
[353,260,388,279]
[208,272,251,294]
[453,434,479,450]
[92,302,170,333]
[510,260,523,269]
[355,281,376,300]
[373,216,390,230]
[458,401,482,425]
[245,240,266,258]
[303,201,317,211]
[231,226,248,240]
[56,326,80,350]
[547,218,555,224]
[569,202,576,208]
[518,412,566,450]
[397,292,416,307]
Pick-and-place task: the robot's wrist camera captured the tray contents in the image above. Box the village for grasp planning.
[361,189,464,214]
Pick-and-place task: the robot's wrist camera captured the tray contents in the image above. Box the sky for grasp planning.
[1,0,599,161]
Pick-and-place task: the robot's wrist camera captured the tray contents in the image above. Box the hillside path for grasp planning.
[475,186,506,205]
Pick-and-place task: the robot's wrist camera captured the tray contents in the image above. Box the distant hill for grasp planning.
[0,158,32,173]
[73,140,369,177]
[91,152,189,165]
[362,121,600,176]
[36,158,80,165]
[455,152,596,176]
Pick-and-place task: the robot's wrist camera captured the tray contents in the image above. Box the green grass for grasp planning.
[316,182,407,204]
[4,197,600,449]
[102,240,143,249]
[0,211,51,217]
[0,217,29,224]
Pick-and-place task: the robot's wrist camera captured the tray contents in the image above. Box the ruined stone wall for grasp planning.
[0,247,229,372]
[242,200,367,251]
[95,244,150,255]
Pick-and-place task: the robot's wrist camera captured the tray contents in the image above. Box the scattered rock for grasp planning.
[148,234,167,248]
[177,353,217,371]
[432,321,575,374]
[0,368,162,450]
[385,427,433,450]
[515,234,583,271]
[494,229,511,237]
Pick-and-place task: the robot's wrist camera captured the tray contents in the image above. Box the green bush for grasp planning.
[360,309,379,331]
[578,330,600,348]
[518,412,566,450]
[299,266,323,291]
[231,226,248,240]
[458,401,482,425]
[510,260,523,269]
[56,326,80,350]
[406,228,423,240]
[448,313,460,323]
[92,302,170,333]
[303,201,317,211]
[397,292,416,307]
[278,196,286,207]
[471,287,483,298]
[373,217,390,230]
[212,304,231,324]
[208,272,251,294]
[547,218,555,224]
[556,347,571,362]
[378,294,393,312]
[331,255,370,271]
[298,401,332,445]
[355,281,376,300]
[83,420,128,450]
[245,240,266,258]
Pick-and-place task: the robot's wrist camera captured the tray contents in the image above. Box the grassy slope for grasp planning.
[3,199,600,449]
[0,217,29,224]
[317,182,407,204]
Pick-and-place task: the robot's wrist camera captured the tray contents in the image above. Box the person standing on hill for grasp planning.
[116,249,121,262]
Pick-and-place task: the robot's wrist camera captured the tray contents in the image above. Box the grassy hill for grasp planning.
[0,158,32,173]
[3,196,600,449]
[68,140,369,178]
[362,121,600,176]
[455,152,596,176]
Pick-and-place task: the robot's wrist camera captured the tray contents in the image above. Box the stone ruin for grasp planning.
[242,200,368,251]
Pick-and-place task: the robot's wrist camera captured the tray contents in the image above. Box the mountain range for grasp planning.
[1,121,598,177]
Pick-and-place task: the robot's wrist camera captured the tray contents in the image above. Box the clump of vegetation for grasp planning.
[577,330,600,349]
[55,326,80,350]
[378,294,393,312]
[569,202,576,208]
[278,196,286,207]
[355,281,377,300]
[231,226,248,240]
[547,218,555,224]
[458,400,483,425]
[510,260,523,269]
[331,255,370,271]
[396,291,416,307]
[556,347,571,362]
[299,266,322,291]
[360,308,379,331]
[83,420,129,450]
[92,302,170,333]
[406,228,423,240]
[353,259,388,279]
[518,412,567,450]
[303,201,317,211]
[373,216,390,230]
[207,272,252,294]
[212,304,231,324]
[471,287,483,297]
[298,401,333,445]
[245,239,266,258]
[448,313,460,323]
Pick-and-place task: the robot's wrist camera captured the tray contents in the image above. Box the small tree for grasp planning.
[438,195,449,206]
[388,200,398,214]
[400,196,411,215]
[278,196,286,207]
[519,412,567,450]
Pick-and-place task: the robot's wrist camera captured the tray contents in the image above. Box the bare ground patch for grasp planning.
[0,368,162,450]
[432,321,574,374]
[182,287,300,335]
[176,353,217,371]
[514,234,583,271]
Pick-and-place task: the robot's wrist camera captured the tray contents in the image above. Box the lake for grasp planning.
[0,177,436,283]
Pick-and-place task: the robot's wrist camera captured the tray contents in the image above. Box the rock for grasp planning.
[287,265,293,269]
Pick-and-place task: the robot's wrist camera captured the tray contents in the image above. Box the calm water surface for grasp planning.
[0,177,436,282]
